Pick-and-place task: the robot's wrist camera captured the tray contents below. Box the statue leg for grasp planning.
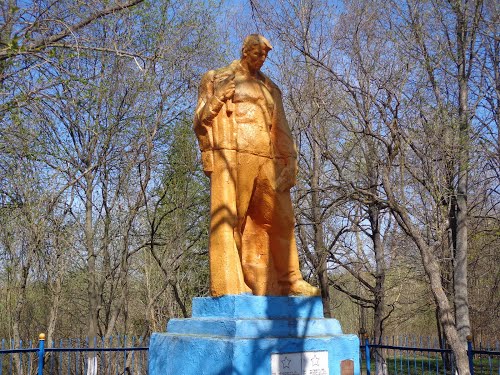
[253,158,320,296]
[269,189,320,296]
[234,153,261,251]
[209,149,248,296]
[268,187,301,284]
[236,153,277,294]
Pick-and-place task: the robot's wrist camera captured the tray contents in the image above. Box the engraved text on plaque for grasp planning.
[271,351,329,375]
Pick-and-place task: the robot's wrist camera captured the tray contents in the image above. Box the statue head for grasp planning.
[240,34,273,72]
[241,34,273,57]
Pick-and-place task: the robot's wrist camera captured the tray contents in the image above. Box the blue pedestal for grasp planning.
[149,295,359,375]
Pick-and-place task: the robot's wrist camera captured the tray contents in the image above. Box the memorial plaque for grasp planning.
[271,351,329,375]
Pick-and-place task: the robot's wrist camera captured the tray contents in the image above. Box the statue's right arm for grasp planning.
[194,70,225,128]
[194,70,226,177]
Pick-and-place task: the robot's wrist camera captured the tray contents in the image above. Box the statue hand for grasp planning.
[214,73,235,102]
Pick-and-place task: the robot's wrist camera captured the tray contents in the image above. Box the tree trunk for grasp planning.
[47,276,62,346]
[382,169,470,375]
[85,172,99,375]
[453,4,471,342]
[12,264,30,375]
[369,181,387,375]
[312,138,331,317]
[373,294,387,375]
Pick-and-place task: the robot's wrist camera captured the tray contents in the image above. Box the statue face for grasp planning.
[243,43,268,71]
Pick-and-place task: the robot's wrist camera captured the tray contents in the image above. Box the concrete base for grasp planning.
[149,295,359,375]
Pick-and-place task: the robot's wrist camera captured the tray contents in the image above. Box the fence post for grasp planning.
[365,334,371,375]
[37,333,45,375]
[467,335,474,375]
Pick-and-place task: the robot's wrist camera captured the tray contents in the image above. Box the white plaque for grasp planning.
[271,351,329,375]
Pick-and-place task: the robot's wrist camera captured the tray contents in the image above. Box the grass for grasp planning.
[360,354,500,375]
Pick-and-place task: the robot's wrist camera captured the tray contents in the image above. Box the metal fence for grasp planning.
[0,334,148,375]
[361,336,500,375]
[1,334,499,374]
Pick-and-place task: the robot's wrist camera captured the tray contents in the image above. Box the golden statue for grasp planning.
[194,34,320,297]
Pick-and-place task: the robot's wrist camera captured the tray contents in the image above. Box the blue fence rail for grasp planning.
[360,336,500,375]
[0,334,148,375]
[1,334,499,374]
